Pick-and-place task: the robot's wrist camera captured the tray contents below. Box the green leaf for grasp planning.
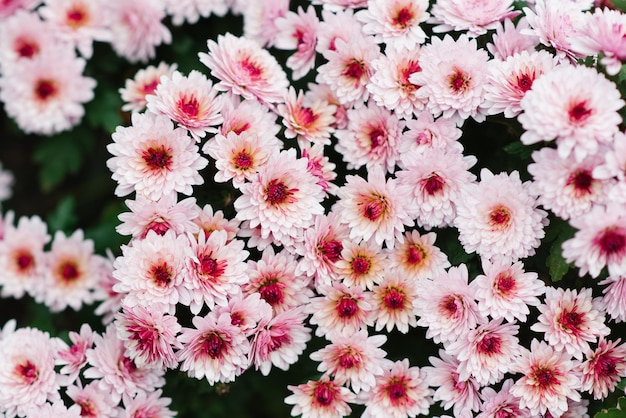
[503,141,536,160]
[595,400,626,418]
[32,133,84,193]
[619,396,626,411]
[612,0,626,12]
[546,234,572,283]
[618,377,626,391]
[46,195,77,234]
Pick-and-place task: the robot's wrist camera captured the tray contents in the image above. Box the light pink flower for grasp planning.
[335,102,404,174]
[0,327,63,417]
[241,0,289,48]
[454,169,548,260]
[234,148,324,245]
[0,10,55,67]
[25,400,81,418]
[301,142,338,197]
[146,70,223,141]
[274,6,319,80]
[335,239,386,291]
[486,17,539,60]
[84,325,166,404]
[285,376,356,418]
[56,323,94,383]
[163,0,228,26]
[430,0,519,37]
[119,389,175,418]
[106,0,171,63]
[415,264,482,345]
[409,34,490,125]
[315,8,363,56]
[446,318,521,386]
[309,330,387,393]
[177,312,249,385]
[519,65,624,162]
[193,203,240,242]
[562,203,626,278]
[278,86,336,146]
[594,132,626,204]
[66,380,118,418]
[199,33,289,104]
[580,338,626,400]
[397,110,462,162]
[107,112,208,200]
[119,62,177,113]
[182,229,248,313]
[385,230,451,282]
[0,46,95,135]
[335,169,413,249]
[372,272,418,334]
[476,378,532,418]
[219,93,280,137]
[424,350,480,416]
[531,287,610,360]
[472,256,545,322]
[599,274,626,322]
[357,0,429,50]
[212,292,273,337]
[510,339,581,417]
[250,307,311,376]
[0,0,39,19]
[115,305,182,369]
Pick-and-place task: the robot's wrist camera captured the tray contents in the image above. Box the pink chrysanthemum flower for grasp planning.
[423,350,480,416]
[446,318,521,386]
[234,148,324,245]
[510,339,582,417]
[106,0,171,63]
[0,46,95,135]
[472,255,545,322]
[301,142,339,197]
[274,6,319,80]
[562,203,626,278]
[476,378,531,418]
[484,50,558,118]
[93,252,124,325]
[115,305,182,369]
[308,282,375,340]
[570,8,626,75]
[119,62,177,112]
[107,112,208,201]
[38,0,112,58]
[66,380,118,418]
[0,327,63,418]
[146,70,223,141]
[396,148,477,229]
[120,389,176,418]
[430,0,519,37]
[386,230,450,282]
[519,65,624,162]
[25,400,81,418]
[112,230,190,313]
[599,274,626,322]
[594,132,626,204]
[285,376,356,418]
[531,287,610,360]
[316,36,380,107]
[357,0,429,50]
[306,81,349,130]
[455,168,548,260]
[367,47,426,120]
[580,338,626,400]
[335,239,386,291]
[241,0,289,48]
[358,359,432,418]
[177,312,249,385]
[0,10,55,67]
[182,229,248,313]
[56,323,94,383]
[219,93,280,137]
[194,203,240,242]
[250,307,311,376]
[278,87,336,146]
[199,33,289,104]
[372,272,418,334]
[84,324,165,404]
[397,111,463,163]
[315,8,363,57]
[213,292,273,337]
[0,0,39,19]
[486,17,539,60]
[42,229,99,312]
[296,212,348,287]
[117,194,199,239]
[415,264,482,345]
[528,147,607,220]
[243,246,312,315]
[0,214,49,299]
[409,34,490,125]
[309,330,387,393]
[335,169,413,249]
[335,102,404,174]
[163,0,228,25]
[203,131,282,189]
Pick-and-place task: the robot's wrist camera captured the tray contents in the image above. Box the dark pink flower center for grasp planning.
[142,145,172,171]
[383,287,405,310]
[596,355,618,377]
[440,295,459,316]
[15,249,34,273]
[559,309,583,333]
[489,206,511,228]
[476,334,502,355]
[385,379,407,405]
[532,367,558,388]
[77,399,97,417]
[423,173,444,195]
[14,360,38,384]
[58,260,80,283]
[343,59,365,80]
[566,169,593,196]
[595,228,626,257]
[406,244,425,265]
[265,179,294,206]
[393,7,413,29]
[199,254,226,279]
[240,58,262,80]
[448,69,470,93]
[230,312,244,327]
[319,240,343,263]
[569,101,592,123]
[495,272,516,294]
[336,296,358,318]
[314,381,336,407]
[144,220,170,237]
[298,107,318,126]
[203,332,225,359]
[178,96,200,118]
[15,38,38,58]
[369,127,386,149]
[339,350,360,368]
[351,256,370,275]
[66,6,87,28]
[259,279,284,306]
[149,262,172,287]
[401,60,421,89]
[517,74,534,92]
[361,195,387,221]
[141,80,159,95]
[234,151,253,170]
[35,79,57,101]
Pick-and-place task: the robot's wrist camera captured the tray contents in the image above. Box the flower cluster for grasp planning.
[2,0,626,417]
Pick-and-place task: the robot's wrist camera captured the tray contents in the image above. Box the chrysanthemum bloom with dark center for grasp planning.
[579,338,626,400]
[562,203,626,278]
[357,0,429,50]
[429,0,519,37]
[285,376,356,418]
[372,272,418,334]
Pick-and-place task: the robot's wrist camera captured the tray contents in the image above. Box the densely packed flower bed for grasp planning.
[1,0,626,417]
